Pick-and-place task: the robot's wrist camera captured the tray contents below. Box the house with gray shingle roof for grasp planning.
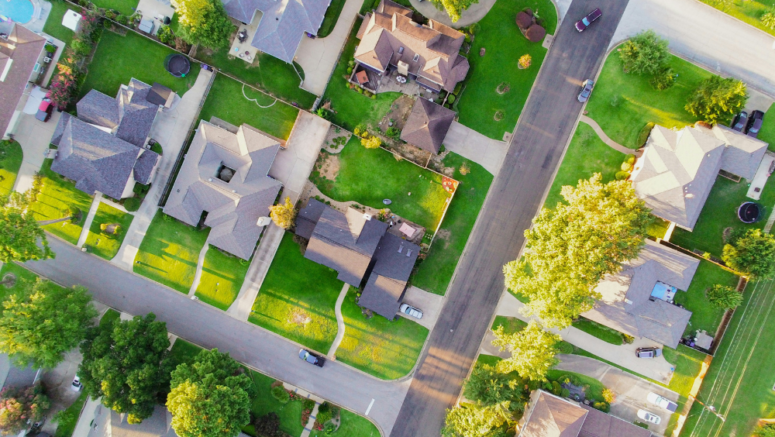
[163,120,283,260]
[631,124,768,231]
[222,0,331,63]
[400,99,455,154]
[0,23,47,139]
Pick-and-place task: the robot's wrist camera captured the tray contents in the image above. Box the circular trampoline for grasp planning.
[164,54,190,78]
[738,202,763,224]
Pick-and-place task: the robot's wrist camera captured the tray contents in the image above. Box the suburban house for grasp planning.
[164,120,283,260]
[400,99,455,154]
[222,0,331,63]
[0,23,47,138]
[582,239,699,348]
[354,0,470,94]
[50,79,170,200]
[518,390,652,437]
[295,199,420,319]
[631,124,768,231]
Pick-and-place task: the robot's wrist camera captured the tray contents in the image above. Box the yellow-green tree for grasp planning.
[269,197,296,229]
[491,321,560,382]
[171,0,234,49]
[361,135,382,149]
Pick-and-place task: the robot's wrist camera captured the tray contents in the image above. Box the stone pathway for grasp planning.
[281,382,325,437]
[76,193,103,248]
[327,284,350,359]
[579,115,634,154]
[188,244,210,296]
[302,402,321,437]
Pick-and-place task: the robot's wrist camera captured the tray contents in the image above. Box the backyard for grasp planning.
[696,0,775,38]
[194,245,251,310]
[133,210,210,293]
[84,202,134,260]
[199,74,299,141]
[674,260,740,336]
[585,52,712,149]
[336,288,429,380]
[310,137,453,230]
[456,0,558,140]
[42,1,77,46]
[30,160,94,245]
[249,233,341,353]
[0,140,23,196]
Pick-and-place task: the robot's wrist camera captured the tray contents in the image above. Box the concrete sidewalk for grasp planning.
[328,284,350,358]
[77,193,103,248]
[579,116,632,154]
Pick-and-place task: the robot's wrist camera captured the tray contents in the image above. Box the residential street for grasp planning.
[389,1,630,435]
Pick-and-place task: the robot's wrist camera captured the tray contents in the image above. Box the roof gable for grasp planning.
[521,391,587,437]
[400,98,455,153]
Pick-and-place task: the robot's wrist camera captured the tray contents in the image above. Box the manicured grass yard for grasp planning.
[571,318,625,345]
[199,74,299,140]
[84,202,134,260]
[0,140,23,196]
[674,260,739,336]
[91,0,138,15]
[585,53,712,149]
[759,103,775,152]
[457,0,557,140]
[133,210,210,293]
[42,1,77,46]
[309,410,380,437]
[317,0,347,38]
[696,0,775,38]
[670,176,775,257]
[0,263,41,305]
[546,369,607,401]
[407,153,493,295]
[310,137,452,230]
[30,160,94,245]
[195,245,251,310]
[336,288,429,380]
[249,233,341,353]
[491,315,527,335]
[81,30,199,99]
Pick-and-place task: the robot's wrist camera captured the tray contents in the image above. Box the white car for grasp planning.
[71,375,82,392]
[399,304,423,319]
[647,392,678,412]
[637,409,661,425]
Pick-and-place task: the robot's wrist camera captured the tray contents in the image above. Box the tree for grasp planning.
[464,363,526,412]
[504,174,652,327]
[269,197,296,229]
[167,349,255,437]
[0,192,53,263]
[79,313,171,424]
[706,284,743,310]
[722,229,775,278]
[361,135,382,149]
[0,280,96,369]
[491,321,560,382]
[762,11,775,30]
[171,0,234,49]
[754,424,775,437]
[430,0,479,23]
[518,54,532,69]
[442,404,510,437]
[0,385,50,434]
[602,388,616,404]
[254,413,282,437]
[685,75,747,125]
[618,30,669,75]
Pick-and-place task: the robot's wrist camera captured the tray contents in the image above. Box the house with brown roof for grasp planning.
[354,0,469,94]
[400,99,455,154]
[0,23,47,139]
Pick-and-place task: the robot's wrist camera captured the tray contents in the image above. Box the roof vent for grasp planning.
[363,213,372,220]
[232,189,237,193]
[398,47,404,54]
[406,249,412,257]
[208,178,213,182]
[624,299,633,305]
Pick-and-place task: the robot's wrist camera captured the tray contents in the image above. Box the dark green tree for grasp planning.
[171,0,234,49]
[685,75,747,125]
[464,363,526,411]
[706,284,743,310]
[723,229,775,278]
[618,30,669,75]
[0,192,53,263]
[754,424,775,437]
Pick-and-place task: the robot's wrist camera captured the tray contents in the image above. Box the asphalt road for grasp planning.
[388,1,631,435]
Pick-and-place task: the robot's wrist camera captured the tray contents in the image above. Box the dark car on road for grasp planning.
[636,347,662,358]
[578,79,595,103]
[731,111,748,132]
[35,99,53,122]
[747,110,764,138]
[575,8,602,32]
[299,349,325,367]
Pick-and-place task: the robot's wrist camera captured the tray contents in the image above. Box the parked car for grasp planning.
[635,347,662,358]
[35,99,53,122]
[298,349,325,367]
[731,111,748,132]
[637,409,662,425]
[578,79,595,103]
[71,375,82,392]
[647,392,678,412]
[747,110,764,138]
[399,303,423,319]
[575,8,602,32]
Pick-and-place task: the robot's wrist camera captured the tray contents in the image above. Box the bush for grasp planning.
[316,108,331,120]
[105,10,117,19]
[560,388,570,398]
[615,171,630,180]
[626,154,636,165]
[323,422,336,434]
[761,11,775,29]
[303,399,315,411]
[551,381,562,396]
[117,14,128,25]
[386,126,400,139]
[636,122,655,147]
[620,162,633,172]
[270,386,290,404]
[448,94,455,104]
[157,25,174,45]
[602,388,616,403]
[361,135,382,149]
[610,94,620,107]
[685,75,747,125]
[518,54,532,69]
[346,66,353,75]
[707,284,743,310]
[254,412,282,437]
[622,333,635,344]
[593,401,610,412]
[618,30,669,75]
[650,67,676,90]
[124,197,141,212]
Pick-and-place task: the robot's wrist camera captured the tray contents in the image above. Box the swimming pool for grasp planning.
[651,281,676,302]
[0,0,34,24]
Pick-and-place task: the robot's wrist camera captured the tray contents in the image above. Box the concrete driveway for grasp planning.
[442,121,508,175]
[12,111,62,193]
[398,286,445,331]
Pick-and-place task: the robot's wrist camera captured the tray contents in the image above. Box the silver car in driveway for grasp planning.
[578,79,594,102]
[637,409,662,425]
[647,392,678,412]
[399,303,423,319]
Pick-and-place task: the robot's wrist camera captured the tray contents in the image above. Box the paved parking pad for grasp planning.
[398,286,444,331]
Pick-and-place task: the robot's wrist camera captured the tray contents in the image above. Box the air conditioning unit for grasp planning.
[363,214,372,221]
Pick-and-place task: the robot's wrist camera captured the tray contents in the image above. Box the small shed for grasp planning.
[62,9,82,32]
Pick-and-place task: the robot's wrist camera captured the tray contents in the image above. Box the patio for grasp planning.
[228,11,261,64]
[350,65,442,98]
[136,0,174,36]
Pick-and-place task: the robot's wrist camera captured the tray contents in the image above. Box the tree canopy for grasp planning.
[0,279,96,368]
[0,385,50,434]
[685,75,747,125]
[167,348,256,437]
[79,313,171,424]
[464,363,527,411]
[618,30,669,76]
[442,403,510,437]
[722,228,775,278]
[269,197,295,230]
[430,0,479,23]
[706,284,743,310]
[0,192,53,264]
[171,0,234,49]
[492,321,560,382]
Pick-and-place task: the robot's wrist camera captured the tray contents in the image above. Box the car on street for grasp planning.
[731,111,748,132]
[299,349,325,367]
[637,409,662,425]
[578,80,595,102]
[635,347,662,358]
[575,8,602,32]
[399,303,423,319]
[647,392,678,412]
[35,99,53,122]
[747,110,764,138]
[71,375,82,391]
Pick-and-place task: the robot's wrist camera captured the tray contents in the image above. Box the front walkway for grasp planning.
[188,244,210,296]
[327,284,350,358]
[579,116,633,154]
[76,192,103,248]
[442,121,508,175]
[295,0,363,96]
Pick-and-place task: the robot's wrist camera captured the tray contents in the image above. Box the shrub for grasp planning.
[762,11,775,29]
[386,126,400,139]
[615,171,630,180]
[685,75,747,125]
[650,67,676,91]
[316,108,331,120]
[518,54,532,69]
[346,66,353,75]
[105,10,117,19]
[622,334,635,344]
[117,14,128,25]
[447,94,455,104]
[254,412,282,437]
[560,388,570,398]
[602,388,616,403]
[302,399,315,411]
[157,25,174,45]
[551,381,562,396]
[323,422,336,434]
[626,154,636,164]
[707,284,743,310]
[610,95,620,107]
[361,135,381,149]
[124,197,141,212]
[620,162,633,172]
[618,30,669,75]
[593,401,610,412]
[270,386,290,404]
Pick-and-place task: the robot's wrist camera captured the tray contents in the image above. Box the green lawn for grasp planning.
[406,153,493,295]
[53,391,87,437]
[674,260,739,336]
[43,1,77,46]
[199,74,299,140]
[310,137,452,230]
[543,122,627,209]
[91,0,138,15]
[670,176,775,257]
[571,318,625,345]
[336,288,429,380]
[317,0,347,38]
[248,233,341,353]
[84,202,134,260]
[585,53,713,149]
[0,263,41,304]
[696,0,775,38]
[133,210,210,293]
[99,308,121,328]
[194,48,316,109]
[309,409,380,437]
[194,245,251,310]
[456,0,557,140]
[81,30,199,99]
[759,103,775,152]
[30,160,94,244]
[0,140,23,196]
[546,369,607,401]
[491,315,527,335]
